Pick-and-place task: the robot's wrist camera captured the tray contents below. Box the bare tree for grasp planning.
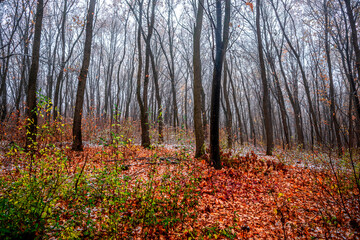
[209,0,231,169]
[257,0,274,155]
[344,0,360,81]
[0,1,25,122]
[72,0,96,151]
[193,0,206,157]
[25,0,44,150]
[323,0,342,153]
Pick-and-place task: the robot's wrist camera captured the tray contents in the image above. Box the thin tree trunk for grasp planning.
[324,0,342,153]
[53,0,67,121]
[223,60,232,149]
[228,65,244,145]
[241,70,256,146]
[344,0,360,81]
[193,0,205,157]
[272,34,305,147]
[271,0,322,145]
[256,0,274,155]
[150,49,164,143]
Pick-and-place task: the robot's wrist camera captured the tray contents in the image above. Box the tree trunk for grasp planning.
[271,0,322,145]
[16,14,31,119]
[271,33,305,148]
[25,0,44,150]
[344,0,360,81]
[241,70,256,146]
[150,49,164,143]
[72,0,96,151]
[227,63,244,145]
[223,60,232,149]
[324,0,342,153]
[125,50,135,119]
[193,0,205,157]
[139,0,157,148]
[210,0,230,169]
[256,0,274,155]
[53,0,67,121]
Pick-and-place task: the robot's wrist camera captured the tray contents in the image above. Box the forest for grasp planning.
[0,0,359,239]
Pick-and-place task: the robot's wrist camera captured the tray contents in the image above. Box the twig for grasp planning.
[74,153,88,194]
[105,157,180,165]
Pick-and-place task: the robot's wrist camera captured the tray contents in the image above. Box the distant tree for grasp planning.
[72,0,96,151]
[344,0,360,81]
[1,1,25,122]
[323,0,342,153]
[126,0,157,148]
[271,0,322,146]
[53,0,85,121]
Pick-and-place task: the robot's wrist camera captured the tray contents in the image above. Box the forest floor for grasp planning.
[1,141,359,239]
[0,118,359,239]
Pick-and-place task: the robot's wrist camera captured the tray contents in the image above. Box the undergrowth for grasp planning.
[0,143,201,239]
[0,99,201,239]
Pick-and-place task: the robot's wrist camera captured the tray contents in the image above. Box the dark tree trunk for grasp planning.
[0,51,9,122]
[324,0,342,153]
[139,0,157,148]
[135,1,147,147]
[210,0,230,169]
[72,0,96,151]
[335,2,360,146]
[128,0,157,148]
[256,0,274,155]
[25,0,44,150]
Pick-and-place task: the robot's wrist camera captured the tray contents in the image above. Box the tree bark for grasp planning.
[72,0,96,151]
[344,0,360,81]
[150,48,164,143]
[25,0,44,150]
[139,0,157,148]
[193,0,205,157]
[210,0,230,169]
[223,60,232,149]
[324,0,342,153]
[256,0,274,155]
